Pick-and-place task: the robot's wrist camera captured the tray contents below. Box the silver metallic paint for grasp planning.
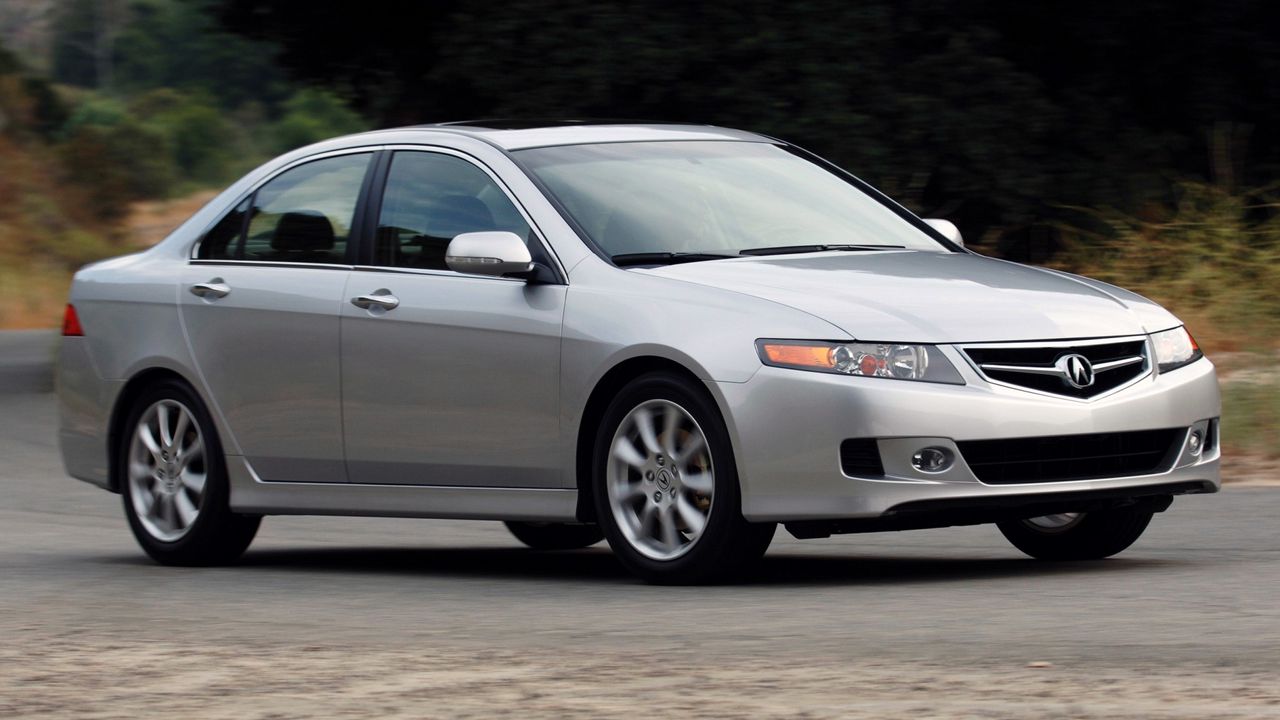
[56,124,1221,525]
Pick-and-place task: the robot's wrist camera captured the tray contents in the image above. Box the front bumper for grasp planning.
[719,348,1221,522]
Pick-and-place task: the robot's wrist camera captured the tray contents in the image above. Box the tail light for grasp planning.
[62,304,84,336]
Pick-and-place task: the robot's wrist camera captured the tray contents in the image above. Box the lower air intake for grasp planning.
[839,438,885,477]
[957,428,1182,484]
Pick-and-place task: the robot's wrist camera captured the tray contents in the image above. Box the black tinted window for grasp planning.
[197,198,249,260]
[374,152,531,270]
[239,153,371,264]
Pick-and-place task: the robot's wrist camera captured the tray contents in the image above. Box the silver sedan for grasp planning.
[57,122,1220,583]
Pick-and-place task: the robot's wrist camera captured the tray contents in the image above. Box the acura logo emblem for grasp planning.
[1056,353,1095,389]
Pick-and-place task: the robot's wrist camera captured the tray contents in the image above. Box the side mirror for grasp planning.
[923,218,964,248]
[445,231,535,277]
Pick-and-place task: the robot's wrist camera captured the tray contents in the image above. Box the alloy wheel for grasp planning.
[127,399,207,542]
[606,399,715,561]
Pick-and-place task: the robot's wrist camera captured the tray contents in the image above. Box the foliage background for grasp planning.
[0,0,1276,454]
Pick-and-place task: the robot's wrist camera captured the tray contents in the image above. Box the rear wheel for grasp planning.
[997,506,1155,561]
[593,372,775,584]
[120,379,260,565]
[505,521,603,550]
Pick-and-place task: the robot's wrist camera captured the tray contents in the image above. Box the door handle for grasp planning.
[351,290,400,311]
[190,279,230,299]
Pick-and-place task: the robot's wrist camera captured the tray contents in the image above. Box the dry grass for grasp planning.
[0,138,214,330]
[0,262,69,330]
[1054,181,1280,354]
[120,189,219,248]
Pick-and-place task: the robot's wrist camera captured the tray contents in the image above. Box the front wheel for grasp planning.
[593,372,775,584]
[120,379,260,566]
[997,506,1155,561]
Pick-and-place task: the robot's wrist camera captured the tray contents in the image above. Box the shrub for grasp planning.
[61,94,128,135]
[59,120,176,218]
[271,88,366,154]
[1055,181,1280,352]
[147,96,236,183]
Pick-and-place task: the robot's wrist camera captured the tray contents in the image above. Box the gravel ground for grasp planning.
[3,636,1279,719]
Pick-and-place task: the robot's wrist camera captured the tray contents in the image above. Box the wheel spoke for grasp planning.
[170,409,191,453]
[675,495,707,536]
[136,423,164,463]
[633,407,661,456]
[180,469,206,495]
[173,491,199,527]
[614,479,645,502]
[675,431,706,466]
[638,503,658,539]
[129,458,154,481]
[660,404,680,457]
[135,488,157,519]
[681,472,714,494]
[612,437,647,468]
[658,506,680,549]
[157,403,174,450]
[154,494,174,524]
[176,445,200,472]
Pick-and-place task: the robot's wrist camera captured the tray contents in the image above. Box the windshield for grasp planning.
[516,141,951,260]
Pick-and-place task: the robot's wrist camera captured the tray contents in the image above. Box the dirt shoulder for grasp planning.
[2,636,1278,719]
[1223,453,1280,486]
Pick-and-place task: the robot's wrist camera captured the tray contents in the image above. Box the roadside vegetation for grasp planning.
[0,0,1274,461]
[1051,182,1280,459]
[0,0,365,327]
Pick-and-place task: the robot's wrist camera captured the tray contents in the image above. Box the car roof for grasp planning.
[355,120,775,151]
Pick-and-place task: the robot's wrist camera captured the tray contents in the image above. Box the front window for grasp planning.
[516,141,949,261]
[373,151,532,270]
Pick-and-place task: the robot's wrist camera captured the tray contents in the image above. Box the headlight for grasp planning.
[756,340,964,384]
[1150,326,1203,373]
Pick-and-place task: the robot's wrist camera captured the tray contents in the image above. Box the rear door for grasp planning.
[340,149,566,487]
[180,150,374,483]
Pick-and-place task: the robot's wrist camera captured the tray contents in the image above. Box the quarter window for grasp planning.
[374,152,532,270]
[197,198,248,260]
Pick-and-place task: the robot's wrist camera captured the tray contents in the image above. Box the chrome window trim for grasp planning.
[956,334,1153,403]
[187,146,385,262]
[368,144,568,283]
[189,259,355,271]
[351,264,526,284]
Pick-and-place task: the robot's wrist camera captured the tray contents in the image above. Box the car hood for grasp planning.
[640,251,1181,343]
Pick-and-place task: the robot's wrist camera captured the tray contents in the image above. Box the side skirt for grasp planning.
[225,455,579,521]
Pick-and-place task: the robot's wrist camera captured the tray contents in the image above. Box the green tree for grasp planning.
[271,88,365,153]
[111,0,287,109]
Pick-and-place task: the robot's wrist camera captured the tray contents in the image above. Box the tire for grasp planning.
[119,378,260,566]
[592,372,776,584]
[505,521,603,550]
[997,506,1155,561]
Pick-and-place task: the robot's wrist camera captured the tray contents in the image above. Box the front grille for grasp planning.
[962,338,1149,399]
[840,438,884,477]
[957,428,1182,484]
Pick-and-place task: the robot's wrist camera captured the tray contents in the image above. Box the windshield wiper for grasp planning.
[738,244,906,256]
[611,252,738,267]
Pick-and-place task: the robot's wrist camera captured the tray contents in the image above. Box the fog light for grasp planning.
[1188,430,1203,457]
[912,447,954,473]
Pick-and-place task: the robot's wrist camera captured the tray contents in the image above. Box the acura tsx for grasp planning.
[56,121,1220,583]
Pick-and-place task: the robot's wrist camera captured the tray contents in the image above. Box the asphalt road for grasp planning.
[1,345,1278,717]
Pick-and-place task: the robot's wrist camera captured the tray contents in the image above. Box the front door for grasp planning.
[340,150,564,487]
